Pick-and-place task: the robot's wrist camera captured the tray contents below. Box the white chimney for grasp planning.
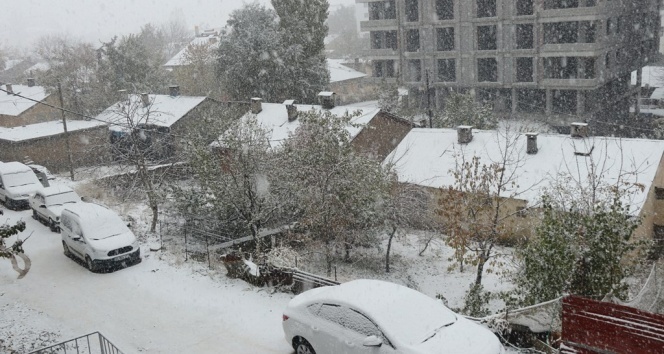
[571,122,589,138]
[169,85,180,97]
[5,83,13,95]
[251,98,263,114]
[526,132,538,154]
[284,100,297,121]
[318,92,336,109]
[457,125,473,144]
[141,93,150,107]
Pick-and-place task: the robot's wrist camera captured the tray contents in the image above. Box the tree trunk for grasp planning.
[474,253,486,287]
[325,240,332,277]
[149,199,158,233]
[344,242,351,262]
[386,226,397,273]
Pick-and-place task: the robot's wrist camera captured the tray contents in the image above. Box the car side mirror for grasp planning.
[363,336,382,347]
[39,205,46,208]
[127,223,131,228]
[72,236,81,241]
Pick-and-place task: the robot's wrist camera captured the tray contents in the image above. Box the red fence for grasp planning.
[561,295,664,354]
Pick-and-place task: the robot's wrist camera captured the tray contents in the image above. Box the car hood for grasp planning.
[47,205,70,218]
[89,231,136,252]
[415,317,503,354]
[7,184,41,198]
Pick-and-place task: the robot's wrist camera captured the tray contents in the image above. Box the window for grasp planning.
[579,21,596,43]
[318,304,346,326]
[552,89,577,114]
[544,22,578,44]
[516,0,534,15]
[605,52,611,69]
[606,18,613,36]
[436,0,454,20]
[516,57,534,82]
[407,59,422,82]
[580,57,595,79]
[369,0,396,20]
[371,31,398,50]
[477,0,496,18]
[517,89,546,113]
[544,57,578,79]
[406,29,420,52]
[373,60,395,78]
[477,25,497,50]
[516,24,533,49]
[652,224,664,259]
[544,0,579,9]
[405,0,419,22]
[477,58,498,82]
[655,187,664,200]
[436,27,455,51]
[438,59,456,82]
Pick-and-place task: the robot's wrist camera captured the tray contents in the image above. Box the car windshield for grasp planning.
[4,171,40,188]
[45,191,79,206]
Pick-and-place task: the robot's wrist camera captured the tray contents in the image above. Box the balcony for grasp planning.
[360,19,398,31]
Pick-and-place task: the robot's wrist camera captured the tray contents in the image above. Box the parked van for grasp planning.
[0,162,43,210]
[60,203,140,272]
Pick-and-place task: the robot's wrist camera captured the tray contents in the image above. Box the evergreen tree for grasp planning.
[438,92,496,129]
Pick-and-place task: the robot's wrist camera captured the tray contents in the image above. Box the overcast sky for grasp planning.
[0,0,357,51]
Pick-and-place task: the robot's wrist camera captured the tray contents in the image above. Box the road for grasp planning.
[0,207,294,354]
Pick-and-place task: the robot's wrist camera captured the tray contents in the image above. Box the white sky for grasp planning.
[0,0,356,51]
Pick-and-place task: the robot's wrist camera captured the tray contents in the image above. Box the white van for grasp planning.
[0,162,43,210]
[60,203,140,272]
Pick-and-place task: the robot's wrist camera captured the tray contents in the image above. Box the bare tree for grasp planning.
[0,220,31,279]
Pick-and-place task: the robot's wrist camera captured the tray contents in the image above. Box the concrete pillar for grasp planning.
[577,90,585,115]
[546,89,553,115]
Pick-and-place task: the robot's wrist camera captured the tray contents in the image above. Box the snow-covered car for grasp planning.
[0,161,44,210]
[60,202,140,272]
[282,279,505,354]
[30,185,81,232]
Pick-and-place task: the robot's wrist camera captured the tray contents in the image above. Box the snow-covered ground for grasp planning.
[1,179,515,353]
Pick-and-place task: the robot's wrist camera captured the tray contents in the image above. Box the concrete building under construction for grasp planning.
[357,0,660,130]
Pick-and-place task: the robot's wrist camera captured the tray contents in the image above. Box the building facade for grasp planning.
[358,0,660,128]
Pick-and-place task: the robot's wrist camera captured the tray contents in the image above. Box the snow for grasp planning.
[0,84,49,116]
[650,87,664,100]
[95,94,207,132]
[213,102,381,149]
[632,66,664,88]
[23,62,51,75]
[327,59,366,83]
[0,120,106,142]
[164,34,220,67]
[385,128,664,213]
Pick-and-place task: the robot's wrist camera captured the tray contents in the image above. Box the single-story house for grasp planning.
[384,124,664,251]
[0,81,61,128]
[212,93,413,161]
[164,29,220,70]
[0,120,109,172]
[327,59,376,105]
[95,86,223,159]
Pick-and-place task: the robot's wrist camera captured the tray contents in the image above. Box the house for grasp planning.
[213,93,413,161]
[327,59,375,105]
[164,28,220,70]
[95,86,223,159]
[0,120,109,172]
[0,81,60,128]
[384,124,664,251]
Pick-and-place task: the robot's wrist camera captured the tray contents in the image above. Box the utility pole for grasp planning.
[425,69,433,128]
[57,83,75,181]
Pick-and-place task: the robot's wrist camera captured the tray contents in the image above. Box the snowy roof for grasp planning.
[95,94,207,131]
[632,66,664,88]
[385,128,664,213]
[327,59,366,83]
[24,62,50,74]
[164,35,220,67]
[214,102,380,149]
[0,84,50,116]
[0,120,106,142]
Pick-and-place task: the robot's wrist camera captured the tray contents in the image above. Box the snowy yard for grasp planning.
[1,198,514,354]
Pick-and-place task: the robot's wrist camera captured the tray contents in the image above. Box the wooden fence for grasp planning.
[561,295,664,354]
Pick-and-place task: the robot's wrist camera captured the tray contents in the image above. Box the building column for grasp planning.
[512,88,518,114]
[546,89,553,115]
[577,90,585,116]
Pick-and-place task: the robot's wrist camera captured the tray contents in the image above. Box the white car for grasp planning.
[0,161,43,210]
[282,279,504,354]
[30,185,81,232]
[60,203,140,272]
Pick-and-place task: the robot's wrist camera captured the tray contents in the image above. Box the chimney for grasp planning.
[141,93,150,107]
[195,25,200,37]
[251,97,263,114]
[526,132,538,154]
[318,91,336,109]
[169,85,180,97]
[457,125,473,144]
[284,100,297,121]
[27,78,35,87]
[570,122,588,138]
[5,84,13,95]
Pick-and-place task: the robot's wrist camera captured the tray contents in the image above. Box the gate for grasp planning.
[28,332,124,354]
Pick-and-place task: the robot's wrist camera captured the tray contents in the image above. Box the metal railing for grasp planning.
[28,332,124,354]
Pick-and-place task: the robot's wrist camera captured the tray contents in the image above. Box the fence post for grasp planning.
[159,220,163,250]
[184,227,188,262]
[206,234,211,269]
[334,266,337,282]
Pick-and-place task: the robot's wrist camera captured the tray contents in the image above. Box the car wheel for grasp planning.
[294,338,315,354]
[49,219,59,233]
[85,255,97,272]
[62,241,72,257]
[32,210,38,220]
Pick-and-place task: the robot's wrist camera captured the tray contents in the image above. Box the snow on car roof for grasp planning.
[385,128,664,214]
[37,185,74,196]
[63,203,130,241]
[294,279,457,345]
[0,161,33,174]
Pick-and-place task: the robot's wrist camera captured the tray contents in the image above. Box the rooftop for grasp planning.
[0,84,49,116]
[327,59,366,83]
[0,120,106,142]
[164,35,220,68]
[632,66,664,88]
[385,128,664,214]
[95,94,207,132]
